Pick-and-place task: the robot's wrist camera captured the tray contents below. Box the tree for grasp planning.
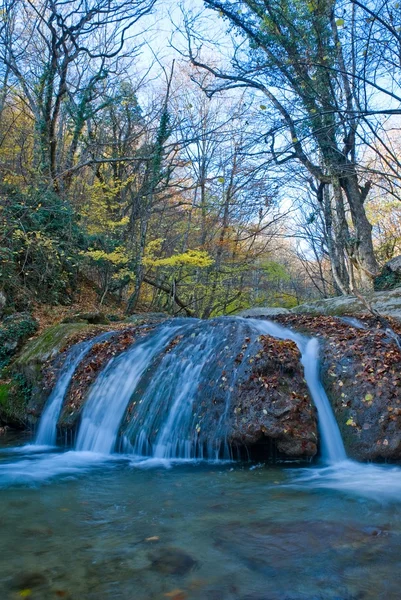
[185,0,380,289]
[0,0,156,186]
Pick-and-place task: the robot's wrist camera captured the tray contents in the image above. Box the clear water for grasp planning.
[1,436,401,600]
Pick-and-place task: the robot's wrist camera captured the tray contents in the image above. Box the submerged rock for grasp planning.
[149,547,197,575]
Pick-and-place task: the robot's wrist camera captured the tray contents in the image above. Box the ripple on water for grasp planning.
[0,441,401,599]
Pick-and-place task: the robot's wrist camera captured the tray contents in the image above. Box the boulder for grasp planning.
[228,335,317,459]
[0,312,38,366]
[237,307,290,317]
[271,314,401,461]
[62,312,110,325]
[375,255,401,291]
[291,288,401,321]
[1,323,94,428]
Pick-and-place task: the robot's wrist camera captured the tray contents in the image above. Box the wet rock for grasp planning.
[272,314,401,462]
[149,547,197,575]
[228,335,318,461]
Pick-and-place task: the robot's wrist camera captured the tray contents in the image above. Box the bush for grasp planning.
[0,184,85,306]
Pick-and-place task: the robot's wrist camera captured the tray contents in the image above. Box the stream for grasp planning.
[1,317,401,599]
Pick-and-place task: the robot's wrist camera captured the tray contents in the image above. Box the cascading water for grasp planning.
[122,318,257,460]
[35,332,112,446]
[75,322,185,454]
[246,318,347,463]
[33,316,346,464]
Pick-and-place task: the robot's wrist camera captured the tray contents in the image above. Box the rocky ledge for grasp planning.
[1,310,400,463]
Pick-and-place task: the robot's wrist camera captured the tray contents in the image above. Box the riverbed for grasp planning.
[1,434,401,600]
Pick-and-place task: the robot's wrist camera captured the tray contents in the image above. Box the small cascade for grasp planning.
[75,322,185,454]
[247,318,346,463]
[122,318,257,460]
[35,333,112,446]
[33,315,347,464]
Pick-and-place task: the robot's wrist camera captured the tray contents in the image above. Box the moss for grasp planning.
[0,383,10,406]
[0,375,32,428]
[374,267,401,291]
[16,323,90,365]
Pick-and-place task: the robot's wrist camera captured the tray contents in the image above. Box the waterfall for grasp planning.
[75,322,185,454]
[35,316,346,464]
[122,318,256,460]
[246,319,346,463]
[35,332,112,446]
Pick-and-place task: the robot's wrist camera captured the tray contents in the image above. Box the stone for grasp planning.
[375,255,401,291]
[0,312,38,365]
[62,312,110,325]
[149,547,197,575]
[272,314,401,462]
[228,335,318,461]
[291,288,401,321]
[10,571,48,589]
[237,307,290,317]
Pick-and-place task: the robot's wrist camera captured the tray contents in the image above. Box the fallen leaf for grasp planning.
[164,589,187,600]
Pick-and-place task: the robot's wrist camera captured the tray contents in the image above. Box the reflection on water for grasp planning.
[1,436,401,600]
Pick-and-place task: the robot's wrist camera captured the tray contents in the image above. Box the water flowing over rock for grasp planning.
[10,312,401,463]
[35,332,113,446]
[76,323,184,454]
[270,314,401,461]
[26,317,320,461]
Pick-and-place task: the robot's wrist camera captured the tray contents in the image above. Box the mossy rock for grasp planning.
[0,375,32,428]
[62,312,110,325]
[0,312,38,366]
[291,289,401,321]
[374,266,401,291]
[15,323,91,365]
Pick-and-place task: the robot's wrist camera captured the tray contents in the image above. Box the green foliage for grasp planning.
[0,184,84,305]
[374,267,401,291]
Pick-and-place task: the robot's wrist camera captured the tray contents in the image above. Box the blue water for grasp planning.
[1,435,401,599]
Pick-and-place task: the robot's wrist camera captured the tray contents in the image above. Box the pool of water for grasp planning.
[1,434,401,600]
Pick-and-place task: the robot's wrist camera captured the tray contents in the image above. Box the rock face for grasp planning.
[228,335,317,459]
[375,255,401,291]
[3,309,401,462]
[272,314,401,461]
[245,288,401,321]
[1,323,98,428]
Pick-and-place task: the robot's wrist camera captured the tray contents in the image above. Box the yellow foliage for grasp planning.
[82,246,129,266]
[80,178,133,236]
[143,248,214,269]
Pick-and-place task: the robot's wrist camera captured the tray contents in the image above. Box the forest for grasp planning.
[0,0,401,321]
